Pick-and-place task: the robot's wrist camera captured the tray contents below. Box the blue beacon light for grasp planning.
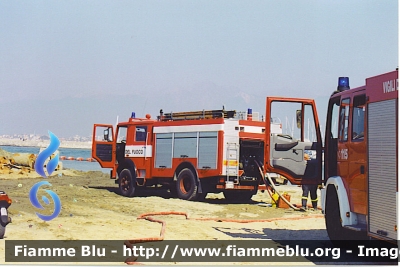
[131,112,136,119]
[337,77,350,91]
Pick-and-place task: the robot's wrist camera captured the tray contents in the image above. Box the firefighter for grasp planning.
[300,152,318,211]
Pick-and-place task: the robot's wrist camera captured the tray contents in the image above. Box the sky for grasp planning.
[0,0,398,138]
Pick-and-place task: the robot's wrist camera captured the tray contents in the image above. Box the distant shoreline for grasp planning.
[0,138,92,149]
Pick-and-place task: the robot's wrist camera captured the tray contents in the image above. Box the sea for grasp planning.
[0,145,107,173]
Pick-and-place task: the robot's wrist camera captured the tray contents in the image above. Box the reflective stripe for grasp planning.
[301,197,308,200]
[311,198,318,202]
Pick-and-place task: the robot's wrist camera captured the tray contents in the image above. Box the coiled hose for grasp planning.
[254,160,300,211]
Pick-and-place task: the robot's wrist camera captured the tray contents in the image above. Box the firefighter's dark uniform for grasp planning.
[301,184,318,210]
[301,153,318,210]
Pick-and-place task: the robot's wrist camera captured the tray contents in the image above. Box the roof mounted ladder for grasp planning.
[158,109,236,121]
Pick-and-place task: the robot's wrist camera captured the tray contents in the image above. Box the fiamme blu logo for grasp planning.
[29,131,62,221]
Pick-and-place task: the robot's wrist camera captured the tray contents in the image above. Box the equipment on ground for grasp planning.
[0,191,12,239]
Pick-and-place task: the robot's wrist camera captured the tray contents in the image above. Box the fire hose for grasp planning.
[125,211,324,264]
[124,162,322,264]
[254,161,300,211]
[255,161,322,211]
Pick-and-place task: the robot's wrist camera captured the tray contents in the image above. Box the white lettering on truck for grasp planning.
[338,148,348,160]
[383,79,399,93]
[124,145,153,158]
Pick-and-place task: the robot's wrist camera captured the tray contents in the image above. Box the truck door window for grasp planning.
[95,126,113,142]
[325,97,340,178]
[328,98,340,139]
[136,126,147,142]
[351,95,366,141]
[303,104,317,142]
[339,98,350,142]
[117,126,127,143]
[270,102,302,140]
[116,126,127,163]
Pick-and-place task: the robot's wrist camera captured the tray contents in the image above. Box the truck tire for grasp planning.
[223,190,253,203]
[0,224,5,239]
[325,186,344,241]
[325,186,367,242]
[176,168,198,201]
[119,169,136,197]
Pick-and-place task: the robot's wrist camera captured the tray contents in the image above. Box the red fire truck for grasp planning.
[265,69,398,242]
[92,108,282,201]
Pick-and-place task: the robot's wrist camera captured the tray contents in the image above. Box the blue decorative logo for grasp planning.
[29,181,61,221]
[29,131,62,221]
[34,131,60,177]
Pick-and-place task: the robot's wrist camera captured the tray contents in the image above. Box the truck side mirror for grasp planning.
[296,110,302,129]
[104,129,110,141]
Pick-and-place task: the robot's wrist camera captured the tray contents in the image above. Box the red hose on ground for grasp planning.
[126,163,323,264]
[125,211,324,265]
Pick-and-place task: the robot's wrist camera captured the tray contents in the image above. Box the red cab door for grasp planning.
[264,97,323,185]
[92,124,115,169]
[344,93,367,214]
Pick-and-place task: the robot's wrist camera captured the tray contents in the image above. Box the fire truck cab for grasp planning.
[267,70,398,242]
[323,70,398,242]
[92,108,284,202]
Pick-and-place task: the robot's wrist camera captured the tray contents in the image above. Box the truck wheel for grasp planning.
[0,224,5,239]
[325,186,367,242]
[176,168,198,201]
[325,186,344,240]
[223,191,253,203]
[119,169,136,197]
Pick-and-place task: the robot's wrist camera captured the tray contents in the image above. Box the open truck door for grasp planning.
[264,97,323,185]
[92,124,116,169]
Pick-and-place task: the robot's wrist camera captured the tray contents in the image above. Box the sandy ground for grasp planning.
[0,171,330,265]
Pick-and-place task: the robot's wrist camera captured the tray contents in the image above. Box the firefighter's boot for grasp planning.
[300,198,307,211]
[311,199,318,211]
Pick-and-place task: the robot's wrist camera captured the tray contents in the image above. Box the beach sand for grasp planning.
[0,171,329,265]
